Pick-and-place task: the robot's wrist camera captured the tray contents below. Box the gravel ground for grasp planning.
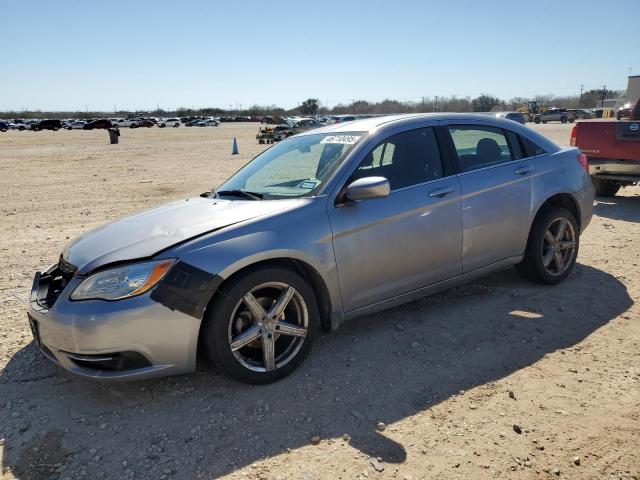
[0,122,638,480]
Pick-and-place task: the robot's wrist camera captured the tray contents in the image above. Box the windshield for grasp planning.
[217,132,365,199]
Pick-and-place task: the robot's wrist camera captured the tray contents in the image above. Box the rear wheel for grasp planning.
[561,116,567,123]
[517,207,579,285]
[592,176,620,197]
[203,267,319,384]
[159,124,166,128]
[534,117,541,124]
[32,126,40,131]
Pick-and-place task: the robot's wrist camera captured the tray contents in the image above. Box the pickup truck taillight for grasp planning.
[570,125,577,146]
[577,153,589,173]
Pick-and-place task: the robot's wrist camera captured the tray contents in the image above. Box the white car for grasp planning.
[67,120,86,130]
[205,119,219,127]
[14,120,38,131]
[110,118,140,128]
[158,118,181,128]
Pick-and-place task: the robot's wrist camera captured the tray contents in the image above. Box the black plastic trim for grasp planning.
[150,261,222,319]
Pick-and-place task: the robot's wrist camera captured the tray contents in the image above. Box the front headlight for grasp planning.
[70,259,175,301]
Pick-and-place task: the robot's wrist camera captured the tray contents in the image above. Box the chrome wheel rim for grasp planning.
[227,282,308,372]
[542,217,576,276]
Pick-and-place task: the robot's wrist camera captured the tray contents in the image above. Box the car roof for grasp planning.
[298,113,561,152]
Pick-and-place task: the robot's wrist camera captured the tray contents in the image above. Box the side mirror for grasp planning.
[344,176,390,202]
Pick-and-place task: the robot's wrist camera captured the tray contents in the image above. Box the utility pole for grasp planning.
[421,96,426,112]
[600,85,607,108]
[434,96,439,112]
[351,99,355,114]
[578,84,584,110]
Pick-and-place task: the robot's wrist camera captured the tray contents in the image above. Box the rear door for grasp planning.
[329,126,463,311]
[440,122,534,272]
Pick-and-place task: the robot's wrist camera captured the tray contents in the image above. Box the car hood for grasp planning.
[63,196,297,274]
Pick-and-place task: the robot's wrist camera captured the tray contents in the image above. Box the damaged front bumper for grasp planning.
[27,263,206,381]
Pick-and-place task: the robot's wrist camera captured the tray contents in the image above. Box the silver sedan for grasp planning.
[28,114,594,383]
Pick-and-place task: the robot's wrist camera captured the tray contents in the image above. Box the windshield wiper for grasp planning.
[215,189,264,200]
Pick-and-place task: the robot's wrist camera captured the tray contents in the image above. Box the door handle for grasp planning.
[429,186,455,198]
[514,165,535,175]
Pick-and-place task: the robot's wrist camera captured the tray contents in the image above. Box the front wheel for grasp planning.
[203,267,319,384]
[534,117,541,124]
[592,176,620,197]
[517,207,579,285]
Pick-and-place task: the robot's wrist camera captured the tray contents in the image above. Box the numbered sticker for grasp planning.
[320,135,361,145]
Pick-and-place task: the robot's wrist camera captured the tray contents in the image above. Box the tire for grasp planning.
[0,127,6,132]
[173,123,179,128]
[159,124,166,128]
[560,116,567,123]
[19,126,25,131]
[67,127,72,130]
[592,176,620,197]
[32,126,40,131]
[534,117,541,124]
[202,266,319,384]
[568,118,575,123]
[53,127,59,131]
[542,120,547,124]
[516,206,579,285]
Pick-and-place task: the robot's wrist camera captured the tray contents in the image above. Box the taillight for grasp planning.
[569,125,577,146]
[577,153,589,173]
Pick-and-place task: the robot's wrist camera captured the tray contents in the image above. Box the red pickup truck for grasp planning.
[570,99,640,196]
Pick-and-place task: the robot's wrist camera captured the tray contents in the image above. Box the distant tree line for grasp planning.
[0,89,623,120]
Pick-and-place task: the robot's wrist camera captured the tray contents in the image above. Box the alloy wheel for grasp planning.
[542,217,576,276]
[227,282,308,372]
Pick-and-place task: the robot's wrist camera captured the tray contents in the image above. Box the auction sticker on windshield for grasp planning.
[320,135,361,144]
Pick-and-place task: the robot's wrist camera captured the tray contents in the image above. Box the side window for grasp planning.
[504,130,524,159]
[448,125,513,172]
[351,127,444,190]
[521,137,547,156]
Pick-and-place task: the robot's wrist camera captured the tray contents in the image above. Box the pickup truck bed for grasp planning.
[571,106,640,196]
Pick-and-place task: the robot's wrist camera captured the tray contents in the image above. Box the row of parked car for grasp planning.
[0,116,224,132]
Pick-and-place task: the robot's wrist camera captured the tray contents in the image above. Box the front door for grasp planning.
[329,126,463,312]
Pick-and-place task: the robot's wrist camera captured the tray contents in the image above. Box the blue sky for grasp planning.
[1,0,638,111]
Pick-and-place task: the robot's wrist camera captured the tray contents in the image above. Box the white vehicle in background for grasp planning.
[15,120,38,131]
[205,119,219,127]
[111,118,140,128]
[158,118,181,128]
[67,120,86,130]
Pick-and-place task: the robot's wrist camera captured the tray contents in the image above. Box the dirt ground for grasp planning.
[0,122,638,480]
